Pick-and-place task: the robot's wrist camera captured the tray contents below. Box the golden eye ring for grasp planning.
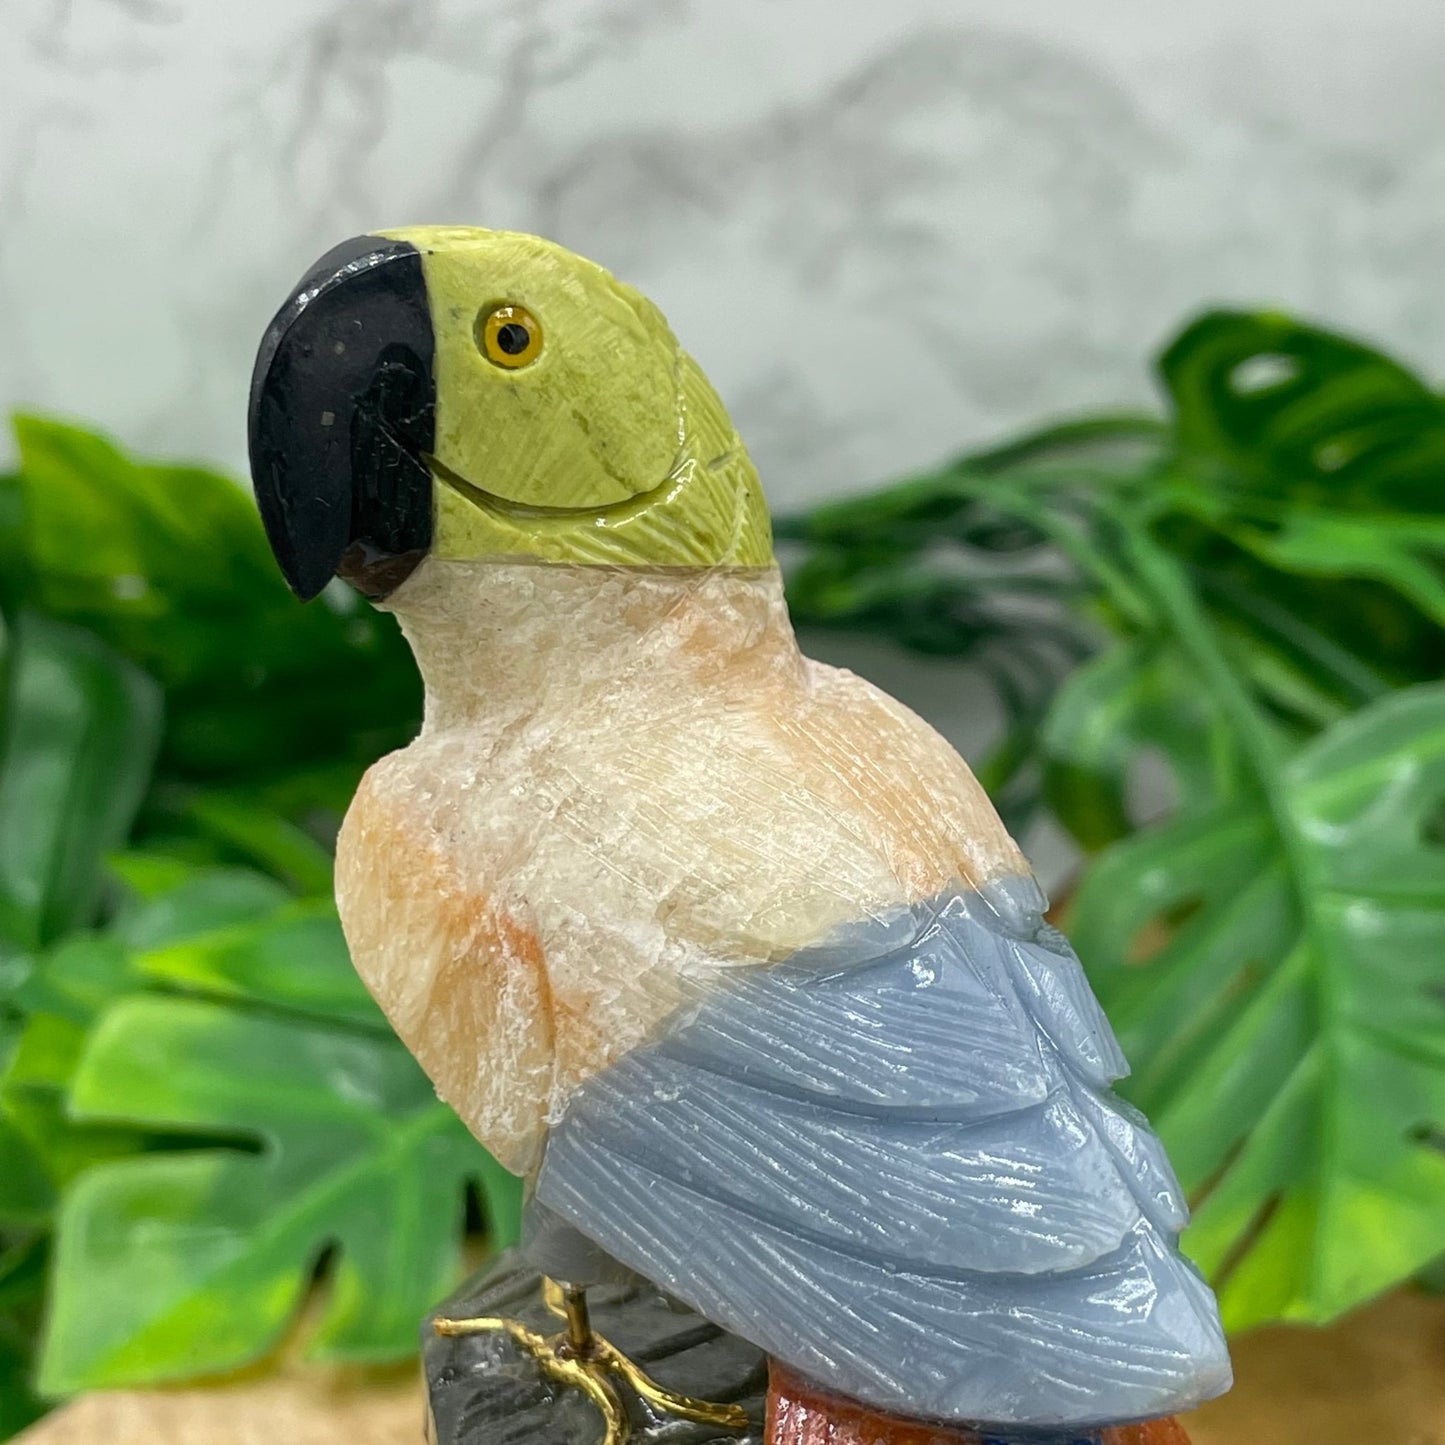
[477,303,543,369]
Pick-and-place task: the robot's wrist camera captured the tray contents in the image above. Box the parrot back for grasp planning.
[532,875,1231,1432]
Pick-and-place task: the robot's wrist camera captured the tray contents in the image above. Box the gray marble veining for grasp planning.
[1,0,1442,502]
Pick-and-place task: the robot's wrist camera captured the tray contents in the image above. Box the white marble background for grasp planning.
[0,0,1441,879]
[1,0,1442,496]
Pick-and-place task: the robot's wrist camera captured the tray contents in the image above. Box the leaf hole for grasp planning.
[143,1128,264,1157]
[464,1178,489,1240]
[1408,1122,1445,1154]
[1421,797,1445,850]
[310,1241,338,1287]
[1228,353,1302,396]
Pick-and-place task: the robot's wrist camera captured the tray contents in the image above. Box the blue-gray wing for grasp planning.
[533,878,1231,1431]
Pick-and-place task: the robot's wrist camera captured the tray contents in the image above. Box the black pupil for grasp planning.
[496,322,530,356]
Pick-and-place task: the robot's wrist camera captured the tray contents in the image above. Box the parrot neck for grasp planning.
[382,559,804,733]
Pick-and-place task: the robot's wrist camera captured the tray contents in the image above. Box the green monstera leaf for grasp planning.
[0,613,163,1235]
[1155,311,1445,718]
[132,895,382,1031]
[1159,308,1445,518]
[36,864,523,1392]
[1061,531,1445,1329]
[39,994,519,1392]
[9,415,420,793]
[0,612,162,953]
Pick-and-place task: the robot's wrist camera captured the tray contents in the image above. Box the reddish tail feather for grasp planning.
[766,1362,1193,1445]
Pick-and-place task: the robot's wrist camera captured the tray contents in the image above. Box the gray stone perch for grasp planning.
[424,1251,767,1445]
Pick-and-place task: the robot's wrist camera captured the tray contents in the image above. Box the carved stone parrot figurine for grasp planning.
[248,228,1231,1445]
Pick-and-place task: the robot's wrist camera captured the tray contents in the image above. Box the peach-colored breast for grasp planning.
[335,775,557,1174]
[336,562,1031,1176]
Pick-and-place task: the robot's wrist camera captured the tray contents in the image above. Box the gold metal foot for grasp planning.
[433,1277,750,1445]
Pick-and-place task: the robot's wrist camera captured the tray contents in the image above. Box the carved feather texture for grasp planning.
[335,563,1025,1171]
[535,881,1229,1428]
[334,559,1228,1426]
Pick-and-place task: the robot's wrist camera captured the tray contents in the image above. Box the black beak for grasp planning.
[248,234,436,601]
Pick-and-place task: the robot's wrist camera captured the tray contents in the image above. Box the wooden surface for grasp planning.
[1187,1286,1445,1445]
[18,1288,1445,1445]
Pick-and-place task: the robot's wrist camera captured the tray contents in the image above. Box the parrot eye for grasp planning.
[476,303,543,369]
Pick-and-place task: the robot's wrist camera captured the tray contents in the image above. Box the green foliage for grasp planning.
[43,995,498,1391]
[11,415,419,801]
[0,308,1440,1427]
[782,310,1445,1331]
[0,420,515,1432]
[0,1236,46,1438]
[0,612,161,951]
[782,312,1445,826]
[1065,575,1445,1330]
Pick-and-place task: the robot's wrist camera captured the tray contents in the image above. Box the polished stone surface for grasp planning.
[535,882,1228,1429]
[423,1252,767,1445]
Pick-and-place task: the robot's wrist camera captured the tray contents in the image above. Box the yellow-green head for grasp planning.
[249,226,771,600]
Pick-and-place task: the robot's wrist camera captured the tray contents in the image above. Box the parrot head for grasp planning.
[248,226,771,601]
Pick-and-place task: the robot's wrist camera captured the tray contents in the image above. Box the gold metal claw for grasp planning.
[433,1277,750,1445]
